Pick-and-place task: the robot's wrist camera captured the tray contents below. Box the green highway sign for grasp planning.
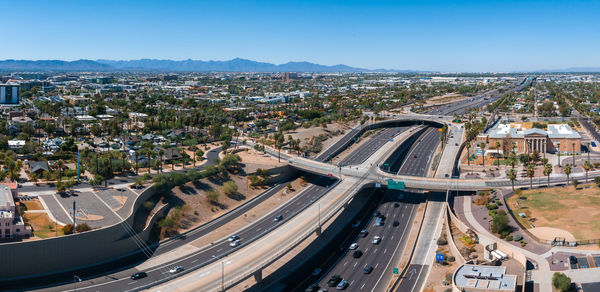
[387,179,405,190]
[393,267,399,274]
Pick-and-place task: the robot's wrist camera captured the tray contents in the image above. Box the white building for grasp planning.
[0,185,30,239]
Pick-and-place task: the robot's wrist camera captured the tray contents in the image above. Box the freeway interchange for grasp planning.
[8,77,533,292]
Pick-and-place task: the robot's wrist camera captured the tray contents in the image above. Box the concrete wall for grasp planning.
[0,186,158,281]
[444,205,466,265]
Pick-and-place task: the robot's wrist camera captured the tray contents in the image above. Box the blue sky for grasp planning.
[3,0,599,72]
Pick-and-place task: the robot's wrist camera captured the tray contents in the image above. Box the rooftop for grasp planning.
[0,185,14,208]
[454,264,516,291]
[488,123,581,139]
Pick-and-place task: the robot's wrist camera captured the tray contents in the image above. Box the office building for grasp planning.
[0,84,20,104]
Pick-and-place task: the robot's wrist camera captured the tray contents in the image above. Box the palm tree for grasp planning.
[466,143,471,167]
[508,168,517,192]
[526,164,535,189]
[557,142,561,167]
[587,142,591,162]
[508,151,517,169]
[564,163,572,185]
[479,142,486,166]
[495,141,501,167]
[189,145,198,167]
[56,159,65,183]
[134,151,139,175]
[544,163,553,187]
[583,160,591,183]
[159,149,165,173]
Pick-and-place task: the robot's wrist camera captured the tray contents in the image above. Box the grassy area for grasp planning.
[507,184,600,240]
[23,212,64,239]
[22,200,44,211]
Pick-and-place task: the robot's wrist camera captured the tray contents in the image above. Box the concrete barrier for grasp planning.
[0,186,158,281]
[443,204,466,265]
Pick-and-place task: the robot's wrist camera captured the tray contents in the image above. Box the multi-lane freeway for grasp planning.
[339,127,408,166]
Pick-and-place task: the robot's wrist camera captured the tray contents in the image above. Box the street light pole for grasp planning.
[212,255,224,291]
[73,275,81,292]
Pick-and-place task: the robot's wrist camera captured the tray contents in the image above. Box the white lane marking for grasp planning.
[344,261,348,267]
[350,280,355,286]
[127,282,136,285]
[191,259,199,264]
[354,262,358,267]
[361,283,366,290]
[384,249,387,254]
[375,263,379,269]
[365,247,369,253]
[391,235,394,240]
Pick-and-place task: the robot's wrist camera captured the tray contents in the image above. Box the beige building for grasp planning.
[477,123,581,154]
[453,264,517,292]
[0,185,30,239]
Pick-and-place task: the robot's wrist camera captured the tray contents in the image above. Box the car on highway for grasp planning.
[372,236,381,244]
[363,265,373,274]
[230,239,241,247]
[336,280,349,290]
[274,215,283,222]
[131,271,147,280]
[169,266,184,274]
[393,203,399,208]
[351,220,361,227]
[305,284,320,292]
[393,221,400,227]
[349,243,358,250]
[352,250,363,258]
[228,235,240,242]
[359,229,368,237]
[375,217,385,226]
[312,268,322,276]
[373,211,381,217]
[327,275,342,287]
[592,141,597,147]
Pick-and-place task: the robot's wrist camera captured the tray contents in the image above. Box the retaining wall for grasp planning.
[0,186,158,281]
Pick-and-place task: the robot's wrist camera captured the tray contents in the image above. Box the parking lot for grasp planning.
[570,255,600,270]
[38,187,139,228]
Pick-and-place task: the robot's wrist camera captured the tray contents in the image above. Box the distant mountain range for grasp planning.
[0,58,418,73]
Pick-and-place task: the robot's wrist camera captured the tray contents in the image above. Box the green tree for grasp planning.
[491,210,509,234]
[507,168,517,192]
[479,142,486,166]
[564,163,572,186]
[583,160,591,183]
[544,163,553,188]
[222,180,238,196]
[552,272,571,292]
[206,189,220,203]
[526,164,535,189]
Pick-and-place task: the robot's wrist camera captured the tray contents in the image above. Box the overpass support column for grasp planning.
[254,269,263,283]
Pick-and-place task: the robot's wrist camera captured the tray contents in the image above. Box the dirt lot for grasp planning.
[287,122,353,154]
[422,221,458,292]
[236,149,285,173]
[425,93,467,106]
[22,199,44,211]
[23,212,64,239]
[507,184,600,240]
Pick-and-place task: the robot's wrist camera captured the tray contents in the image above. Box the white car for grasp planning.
[230,240,241,247]
[349,243,358,250]
[169,266,184,274]
[228,235,240,242]
[372,236,381,245]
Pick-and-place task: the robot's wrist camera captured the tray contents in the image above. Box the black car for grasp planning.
[373,211,381,217]
[393,203,400,208]
[393,221,400,227]
[131,271,147,280]
[305,284,319,292]
[363,265,373,274]
[359,229,368,238]
[353,250,363,258]
[327,275,342,287]
[569,256,578,265]
[274,215,283,222]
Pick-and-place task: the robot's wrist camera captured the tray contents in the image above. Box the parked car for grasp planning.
[336,280,349,290]
[372,236,381,244]
[363,265,373,274]
[169,266,184,274]
[131,272,147,280]
[353,250,363,258]
[569,256,578,265]
[327,275,342,287]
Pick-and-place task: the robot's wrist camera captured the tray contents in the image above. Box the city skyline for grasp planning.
[3,0,600,72]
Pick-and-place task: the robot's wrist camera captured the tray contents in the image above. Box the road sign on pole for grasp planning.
[436,254,445,262]
[387,179,405,190]
[393,267,399,275]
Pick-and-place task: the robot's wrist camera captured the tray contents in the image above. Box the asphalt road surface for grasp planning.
[339,127,408,166]
[21,176,337,292]
[316,191,418,292]
[396,128,441,176]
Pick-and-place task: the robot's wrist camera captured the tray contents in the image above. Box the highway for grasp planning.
[23,175,337,292]
[396,127,440,176]
[339,126,408,166]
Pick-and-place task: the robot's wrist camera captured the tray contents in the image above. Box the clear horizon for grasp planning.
[3,0,600,72]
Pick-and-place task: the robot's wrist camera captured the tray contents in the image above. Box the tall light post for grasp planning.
[73,275,81,292]
[572,142,576,167]
[212,255,224,291]
[557,142,561,167]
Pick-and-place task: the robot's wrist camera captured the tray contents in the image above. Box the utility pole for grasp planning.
[72,201,76,233]
[212,255,224,291]
[76,147,80,184]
